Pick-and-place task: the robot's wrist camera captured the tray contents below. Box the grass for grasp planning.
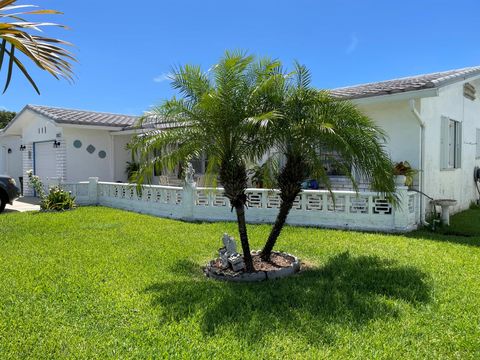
[0,207,479,359]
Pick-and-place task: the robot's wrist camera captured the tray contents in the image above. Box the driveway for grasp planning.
[4,197,40,213]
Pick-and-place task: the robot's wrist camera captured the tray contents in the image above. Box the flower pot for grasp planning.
[395,175,407,187]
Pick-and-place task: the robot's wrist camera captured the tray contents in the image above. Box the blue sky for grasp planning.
[2,0,480,115]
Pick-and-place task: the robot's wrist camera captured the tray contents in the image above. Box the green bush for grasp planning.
[27,170,75,211]
[42,185,75,211]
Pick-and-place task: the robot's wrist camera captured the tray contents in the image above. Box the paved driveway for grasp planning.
[4,197,40,213]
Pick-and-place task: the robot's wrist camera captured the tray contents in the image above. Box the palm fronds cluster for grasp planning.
[0,0,75,93]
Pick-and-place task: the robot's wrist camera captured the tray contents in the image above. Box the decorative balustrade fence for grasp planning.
[61,178,420,232]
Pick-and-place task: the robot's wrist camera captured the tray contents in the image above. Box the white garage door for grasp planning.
[35,142,57,189]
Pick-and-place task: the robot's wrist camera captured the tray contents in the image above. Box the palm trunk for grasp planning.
[261,153,305,261]
[261,198,295,261]
[219,158,255,272]
[234,203,254,272]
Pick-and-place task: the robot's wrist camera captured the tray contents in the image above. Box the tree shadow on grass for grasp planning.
[145,252,432,345]
[405,230,480,248]
[405,207,480,247]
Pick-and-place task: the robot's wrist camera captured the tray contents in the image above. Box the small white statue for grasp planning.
[222,233,237,255]
[185,162,195,184]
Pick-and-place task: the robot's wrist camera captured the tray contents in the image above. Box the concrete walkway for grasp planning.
[4,197,41,213]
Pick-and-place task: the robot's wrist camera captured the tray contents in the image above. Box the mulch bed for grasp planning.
[206,251,301,282]
[211,251,295,272]
[251,252,296,271]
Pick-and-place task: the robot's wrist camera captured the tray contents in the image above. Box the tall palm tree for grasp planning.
[260,63,396,260]
[0,0,75,94]
[129,51,282,272]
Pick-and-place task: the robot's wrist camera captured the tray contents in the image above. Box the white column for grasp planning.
[22,143,34,196]
[182,181,196,220]
[88,177,99,205]
[393,186,410,231]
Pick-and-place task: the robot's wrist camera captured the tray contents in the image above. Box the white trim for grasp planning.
[351,88,439,105]
[110,129,146,136]
[58,123,127,131]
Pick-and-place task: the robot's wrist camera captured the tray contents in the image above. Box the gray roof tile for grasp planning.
[330,66,480,100]
[27,105,138,128]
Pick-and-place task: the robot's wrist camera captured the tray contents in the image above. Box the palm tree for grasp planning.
[260,63,396,260]
[0,0,75,94]
[129,51,282,272]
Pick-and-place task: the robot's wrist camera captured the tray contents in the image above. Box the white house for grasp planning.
[1,66,480,227]
[330,66,480,220]
[0,105,138,195]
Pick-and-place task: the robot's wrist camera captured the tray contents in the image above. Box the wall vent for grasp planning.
[463,83,476,100]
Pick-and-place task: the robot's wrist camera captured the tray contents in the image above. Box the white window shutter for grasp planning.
[440,116,449,169]
[455,121,462,168]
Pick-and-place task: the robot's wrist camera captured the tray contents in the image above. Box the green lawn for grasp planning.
[0,207,479,359]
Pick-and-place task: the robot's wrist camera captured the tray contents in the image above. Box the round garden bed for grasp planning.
[205,251,301,282]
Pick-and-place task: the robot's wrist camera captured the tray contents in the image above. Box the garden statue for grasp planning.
[222,233,237,254]
[218,233,245,272]
[185,162,195,185]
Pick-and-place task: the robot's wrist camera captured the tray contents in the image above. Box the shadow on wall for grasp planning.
[144,252,432,345]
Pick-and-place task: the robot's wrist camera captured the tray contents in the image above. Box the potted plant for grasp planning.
[393,161,418,187]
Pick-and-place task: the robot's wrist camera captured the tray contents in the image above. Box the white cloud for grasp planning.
[153,72,172,83]
[346,33,359,55]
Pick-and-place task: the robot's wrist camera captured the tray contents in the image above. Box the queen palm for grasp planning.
[0,0,74,93]
[260,63,396,260]
[130,52,282,272]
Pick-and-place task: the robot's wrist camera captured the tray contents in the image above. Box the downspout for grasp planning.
[409,99,427,225]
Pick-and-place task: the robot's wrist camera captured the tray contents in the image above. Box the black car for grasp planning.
[0,175,20,213]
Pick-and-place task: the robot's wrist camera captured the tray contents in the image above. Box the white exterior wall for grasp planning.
[421,80,480,213]
[0,135,22,182]
[20,111,64,195]
[63,127,114,182]
[113,134,133,182]
[358,101,421,169]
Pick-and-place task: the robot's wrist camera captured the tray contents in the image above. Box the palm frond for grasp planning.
[0,0,75,94]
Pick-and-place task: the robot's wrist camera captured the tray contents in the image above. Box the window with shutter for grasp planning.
[440,116,462,170]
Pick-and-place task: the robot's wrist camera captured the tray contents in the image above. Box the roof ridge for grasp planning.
[331,66,480,91]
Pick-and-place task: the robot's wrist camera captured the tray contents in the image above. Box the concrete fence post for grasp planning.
[393,186,410,231]
[182,180,196,220]
[88,177,99,205]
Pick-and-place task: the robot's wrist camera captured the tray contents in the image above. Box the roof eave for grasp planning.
[348,87,440,106]
[59,123,130,131]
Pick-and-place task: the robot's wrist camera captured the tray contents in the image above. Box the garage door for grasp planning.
[35,142,57,190]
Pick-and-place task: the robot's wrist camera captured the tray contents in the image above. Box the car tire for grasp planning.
[0,196,6,213]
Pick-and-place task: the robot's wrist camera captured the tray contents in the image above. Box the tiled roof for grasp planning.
[27,105,138,128]
[330,66,480,100]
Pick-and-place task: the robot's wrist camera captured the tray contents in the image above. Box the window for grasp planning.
[440,116,462,169]
[476,129,480,159]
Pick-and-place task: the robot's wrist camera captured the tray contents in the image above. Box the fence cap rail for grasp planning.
[64,180,413,197]
[96,181,183,190]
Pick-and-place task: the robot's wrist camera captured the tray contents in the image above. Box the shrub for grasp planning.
[26,170,75,211]
[42,186,76,211]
